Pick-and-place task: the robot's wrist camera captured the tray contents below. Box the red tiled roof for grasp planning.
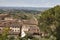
[22,20,38,25]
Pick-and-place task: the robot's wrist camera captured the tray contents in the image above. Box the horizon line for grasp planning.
[0,5,58,8]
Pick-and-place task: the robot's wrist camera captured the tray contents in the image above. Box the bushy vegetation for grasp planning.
[37,5,60,40]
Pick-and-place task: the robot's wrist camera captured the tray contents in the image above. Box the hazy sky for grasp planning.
[0,0,60,7]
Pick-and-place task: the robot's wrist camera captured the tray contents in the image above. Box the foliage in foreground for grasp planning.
[38,5,60,40]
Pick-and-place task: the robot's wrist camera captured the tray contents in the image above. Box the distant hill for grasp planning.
[0,7,51,15]
[0,7,50,11]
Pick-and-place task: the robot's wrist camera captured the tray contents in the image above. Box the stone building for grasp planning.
[0,14,40,37]
[21,17,40,37]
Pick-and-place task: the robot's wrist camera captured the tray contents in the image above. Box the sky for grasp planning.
[0,0,60,7]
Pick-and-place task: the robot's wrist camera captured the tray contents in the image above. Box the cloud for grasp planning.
[0,0,60,7]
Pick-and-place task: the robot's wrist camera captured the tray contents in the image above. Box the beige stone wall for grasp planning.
[4,18,14,20]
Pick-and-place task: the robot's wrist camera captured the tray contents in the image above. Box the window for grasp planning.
[18,30,20,31]
[15,30,16,31]
[0,29,1,30]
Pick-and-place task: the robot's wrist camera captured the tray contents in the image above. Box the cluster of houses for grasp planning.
[0,14,40,37]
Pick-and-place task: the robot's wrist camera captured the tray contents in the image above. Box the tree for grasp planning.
[0,27,10,40]
[38,5,60,40]
[8,36,15,40]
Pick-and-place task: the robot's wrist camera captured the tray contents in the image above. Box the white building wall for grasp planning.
[5,18,13,20]
[21,25,29,37]
[10,27,20,32]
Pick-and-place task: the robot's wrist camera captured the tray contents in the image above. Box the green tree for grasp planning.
[38,5,60,40]
[0,27,10,40]
[8,36,15,40]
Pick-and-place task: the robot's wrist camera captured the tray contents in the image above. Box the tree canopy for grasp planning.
[38,5,60,40]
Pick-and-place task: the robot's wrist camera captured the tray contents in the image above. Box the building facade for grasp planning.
[0,14,40,37]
